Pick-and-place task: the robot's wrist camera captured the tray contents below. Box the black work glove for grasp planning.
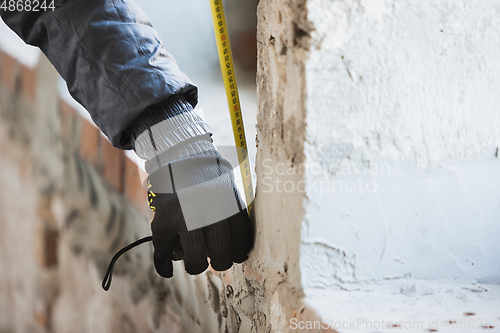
[102,96,254,290]
[146,149,254,277]
[148,190,253,277]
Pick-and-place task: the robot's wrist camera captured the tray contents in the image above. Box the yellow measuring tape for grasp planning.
[209,0,254,214]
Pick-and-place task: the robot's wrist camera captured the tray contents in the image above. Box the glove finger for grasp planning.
[171,233,184,261]
[203,221,232,271]
[151,217,175,278]
[179,229,209,275]
[228,209,254,263]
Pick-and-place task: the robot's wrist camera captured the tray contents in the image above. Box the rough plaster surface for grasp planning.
[306,0,500,167]
[211,0,334,332]
[301,0,500,294]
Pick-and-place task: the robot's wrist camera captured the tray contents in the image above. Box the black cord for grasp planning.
[102,236,152,291]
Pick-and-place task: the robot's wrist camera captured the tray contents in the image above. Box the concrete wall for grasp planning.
[301,0,500,292]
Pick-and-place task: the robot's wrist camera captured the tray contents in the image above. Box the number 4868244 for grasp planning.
[0,0,55,11]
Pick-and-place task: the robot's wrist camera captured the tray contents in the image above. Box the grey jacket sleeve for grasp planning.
[1,0,207,149]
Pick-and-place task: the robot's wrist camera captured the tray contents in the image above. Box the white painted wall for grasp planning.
[301,0,500,291]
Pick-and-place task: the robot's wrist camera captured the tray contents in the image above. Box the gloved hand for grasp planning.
[102,96,253,290]
[102,145,254,290]
[147,151,254,277]
[148,187,253,277]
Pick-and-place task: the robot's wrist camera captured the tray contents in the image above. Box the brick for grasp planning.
[232,31,257,71]
[44,228,59,268]
[60,99,75,118]
[124,157,148,211]
[20,64,37,101]
[0,51,19,92]
[34,309,48,328]
[100,138,125,191]
[79,119,100,165]
[59,99,77,141]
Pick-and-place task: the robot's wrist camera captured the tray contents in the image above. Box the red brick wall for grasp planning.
[0,50,148,213]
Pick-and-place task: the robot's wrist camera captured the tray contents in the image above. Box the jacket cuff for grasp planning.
[130,96,212,159]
